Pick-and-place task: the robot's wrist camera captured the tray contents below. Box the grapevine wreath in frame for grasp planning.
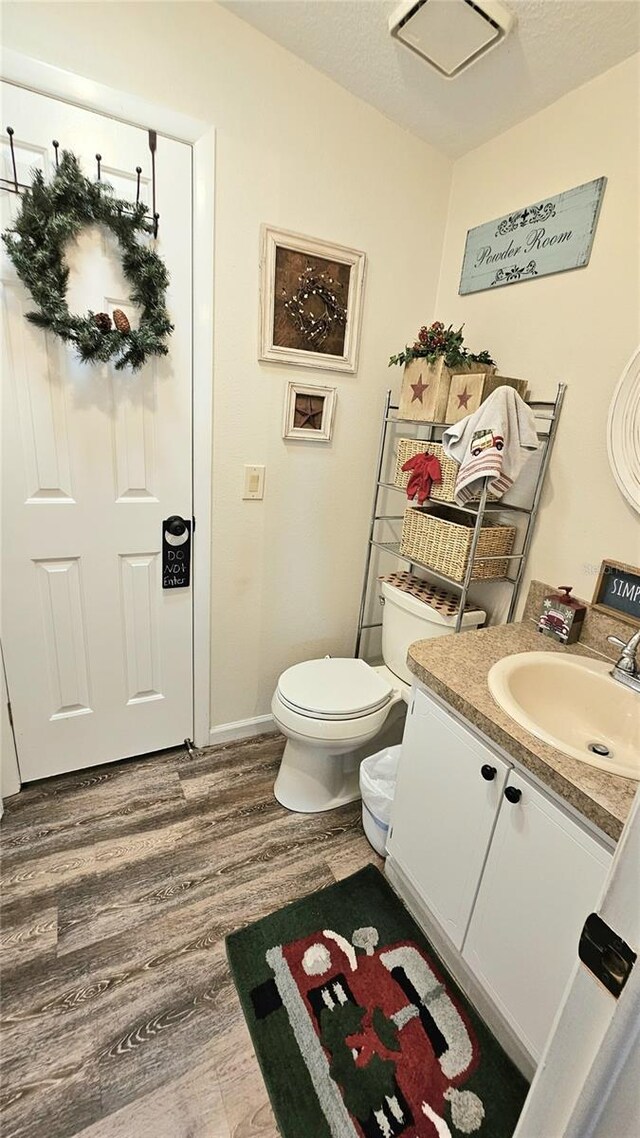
[2,150,173,371]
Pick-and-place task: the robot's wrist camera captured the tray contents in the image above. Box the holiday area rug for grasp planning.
[226,865,529,1138]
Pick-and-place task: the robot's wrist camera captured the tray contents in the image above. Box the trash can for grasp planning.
[359,744,401,857]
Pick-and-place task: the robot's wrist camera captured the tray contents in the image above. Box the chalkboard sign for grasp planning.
[459,177,606,296]
[592,560,640,627]
[162,516,192,589]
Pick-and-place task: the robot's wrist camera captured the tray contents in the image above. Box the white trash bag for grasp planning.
[359,744,401,857]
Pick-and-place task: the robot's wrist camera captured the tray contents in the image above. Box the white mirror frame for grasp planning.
[607,345,640,515]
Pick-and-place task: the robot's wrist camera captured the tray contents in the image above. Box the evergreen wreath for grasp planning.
[2,151,173,371]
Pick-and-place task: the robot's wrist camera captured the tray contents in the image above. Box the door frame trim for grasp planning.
[1,49,214,750]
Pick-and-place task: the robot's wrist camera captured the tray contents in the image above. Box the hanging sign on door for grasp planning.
[162,516,192,588]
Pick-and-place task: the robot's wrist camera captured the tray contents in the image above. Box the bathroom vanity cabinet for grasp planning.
[386,686,612,1061]
[387,690,511,950]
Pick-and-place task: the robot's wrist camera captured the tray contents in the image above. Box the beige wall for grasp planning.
[2,2,452,731]
[434,54,640,608]
[2,6,639,734]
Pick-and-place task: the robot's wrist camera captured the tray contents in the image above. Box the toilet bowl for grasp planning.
[272,575,485,813]
[272,659,404,812]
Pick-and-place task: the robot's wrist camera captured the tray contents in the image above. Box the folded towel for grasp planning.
[443,386,538,505]
[401,452,442,504]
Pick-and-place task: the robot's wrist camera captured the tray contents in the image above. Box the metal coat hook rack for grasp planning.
[1,126,160,237]
[0,127,30,194]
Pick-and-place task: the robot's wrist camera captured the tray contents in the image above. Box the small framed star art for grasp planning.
[282,381,337,442]
[259,226,366,373]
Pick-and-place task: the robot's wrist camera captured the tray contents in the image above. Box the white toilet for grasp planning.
[272,575,485,812]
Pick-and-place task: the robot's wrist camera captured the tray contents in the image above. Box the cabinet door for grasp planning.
[462,770,612,1060]
[387,687,510,949]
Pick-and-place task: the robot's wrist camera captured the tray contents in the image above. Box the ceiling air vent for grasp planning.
[389,0,515,78]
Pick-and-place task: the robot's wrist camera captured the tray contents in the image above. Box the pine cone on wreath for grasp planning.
[112,308,131,334]
[93,311,112,333]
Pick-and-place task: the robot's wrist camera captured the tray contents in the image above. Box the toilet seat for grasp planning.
[276,657,394,721]
[272,689,399,745]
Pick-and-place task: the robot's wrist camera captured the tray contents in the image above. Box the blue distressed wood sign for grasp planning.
[459,177,607,295]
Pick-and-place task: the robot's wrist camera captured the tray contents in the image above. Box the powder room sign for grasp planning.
[459,177,607,295]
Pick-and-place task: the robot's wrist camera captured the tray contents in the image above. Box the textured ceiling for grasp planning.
[222,0,640,156]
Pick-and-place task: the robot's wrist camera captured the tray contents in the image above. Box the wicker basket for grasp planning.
[394,439,459,503]
[400,504,516,582]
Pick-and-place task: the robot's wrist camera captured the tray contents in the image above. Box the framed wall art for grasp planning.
[259,226,366,373]
[282,381,337,442]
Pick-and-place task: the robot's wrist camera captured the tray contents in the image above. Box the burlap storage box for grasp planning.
[399,504,516,582]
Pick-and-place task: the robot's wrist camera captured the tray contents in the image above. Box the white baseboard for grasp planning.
[208,714,277,747]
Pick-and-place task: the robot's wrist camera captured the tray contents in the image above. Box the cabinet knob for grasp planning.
[504,785,522,804]
[480,764,497,781]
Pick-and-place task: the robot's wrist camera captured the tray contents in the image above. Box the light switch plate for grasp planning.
[243,465,265,500]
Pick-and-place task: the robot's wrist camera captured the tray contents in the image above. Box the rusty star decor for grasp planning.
[282,381,337,442]
[457,385,473,410]
[411,376,429,404]
[294,393,325,430]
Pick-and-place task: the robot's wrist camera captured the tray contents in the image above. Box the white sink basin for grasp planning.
[488,652,640,780]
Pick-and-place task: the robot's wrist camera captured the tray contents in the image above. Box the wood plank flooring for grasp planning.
[0,734,381,1138]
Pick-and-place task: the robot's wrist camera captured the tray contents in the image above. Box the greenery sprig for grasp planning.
[389,320,495,369]
[2,151,173,371]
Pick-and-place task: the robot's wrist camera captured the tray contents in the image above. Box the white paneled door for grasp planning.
[1,83,194,780]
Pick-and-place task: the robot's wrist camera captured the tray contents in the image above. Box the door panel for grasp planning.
[387,687,510,949]
[462,770,612,1059]
[1,83,194,779]
[36,557,92,719]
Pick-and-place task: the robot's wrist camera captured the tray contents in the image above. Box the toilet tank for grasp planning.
[380,579,485,685]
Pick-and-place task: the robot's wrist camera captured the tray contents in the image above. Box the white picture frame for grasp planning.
[259,225,366,374]
[282,381,337,442]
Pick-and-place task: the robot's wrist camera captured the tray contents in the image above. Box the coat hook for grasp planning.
[6,127,18,192]
[148,129,158,236]
[52,140,59,169]
[135,165,142,204]
[96,153,102,181]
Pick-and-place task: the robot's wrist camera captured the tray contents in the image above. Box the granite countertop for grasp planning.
[407,622,638,842]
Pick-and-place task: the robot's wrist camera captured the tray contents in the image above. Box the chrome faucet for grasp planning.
[607,629,640,693]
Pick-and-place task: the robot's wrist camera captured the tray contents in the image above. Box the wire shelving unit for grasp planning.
[354,383,566,657]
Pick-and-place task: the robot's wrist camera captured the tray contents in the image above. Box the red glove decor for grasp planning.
[401,452,442,504]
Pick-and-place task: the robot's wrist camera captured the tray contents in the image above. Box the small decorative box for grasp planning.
[538,586,586,644]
